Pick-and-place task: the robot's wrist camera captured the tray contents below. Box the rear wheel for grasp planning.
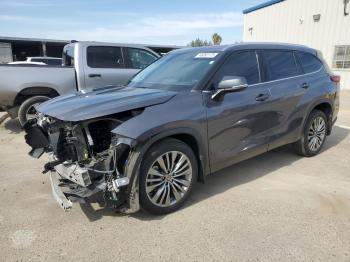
[294,110,327,157]
[139,138,197,215]
[18,96,50,126]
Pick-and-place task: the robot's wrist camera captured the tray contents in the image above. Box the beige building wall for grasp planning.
[243,0,350,89]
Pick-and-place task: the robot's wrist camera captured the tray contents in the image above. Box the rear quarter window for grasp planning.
[297,51,323,73]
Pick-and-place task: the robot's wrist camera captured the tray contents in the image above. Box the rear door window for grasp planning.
[126,48,158,69]
[87,46,124,68]
[213,51,260,85]
[262,50,299,81]
[297,51,323,73]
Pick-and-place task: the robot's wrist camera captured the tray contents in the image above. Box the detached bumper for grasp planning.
[48,169,107,211]
[48,161,132,211]
[49,172,73,211]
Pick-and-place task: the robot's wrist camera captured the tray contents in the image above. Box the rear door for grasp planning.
[83,46,136,91]
[258,50,307,149]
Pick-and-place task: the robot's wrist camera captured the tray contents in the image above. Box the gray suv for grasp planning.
[24,43,340,215]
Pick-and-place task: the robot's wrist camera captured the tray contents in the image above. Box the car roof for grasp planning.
[171,42,316,55]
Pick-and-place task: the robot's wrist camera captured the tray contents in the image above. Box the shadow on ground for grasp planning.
[3,118,22,134]
[79,126,350,222]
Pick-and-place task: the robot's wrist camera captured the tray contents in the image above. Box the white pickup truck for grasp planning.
[0,41,159,125]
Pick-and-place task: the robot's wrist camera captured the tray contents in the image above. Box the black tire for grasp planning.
[18,96,50,126]
[139,138,198,215]
[294,110,328,157]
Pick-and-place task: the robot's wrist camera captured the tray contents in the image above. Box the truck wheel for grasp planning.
[18,96,50,126]
[139,138,197,215]
[294,110,328,157]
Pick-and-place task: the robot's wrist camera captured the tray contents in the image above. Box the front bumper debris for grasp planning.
[23,116,139,213]
[54,162,92,187]
[49,172,73,211]
[48,161,132,211]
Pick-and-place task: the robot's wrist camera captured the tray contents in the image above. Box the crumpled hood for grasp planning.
[38,86,176,121]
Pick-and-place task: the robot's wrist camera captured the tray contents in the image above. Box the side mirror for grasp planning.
[212,76,248,100]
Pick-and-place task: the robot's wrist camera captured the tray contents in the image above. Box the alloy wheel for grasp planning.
[25,103,40,121]
[307,116,326,152]
[145,151,193,207]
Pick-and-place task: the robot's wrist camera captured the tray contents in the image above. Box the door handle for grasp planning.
[301,82,309,89]
[88,73,101,78]
[255,93,270,102]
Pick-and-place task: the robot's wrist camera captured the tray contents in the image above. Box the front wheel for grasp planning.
[294,110,328,157]
[18,96,50,126]
[139,138,198,215]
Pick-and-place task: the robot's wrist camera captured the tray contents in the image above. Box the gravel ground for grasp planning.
[0,92,349,262]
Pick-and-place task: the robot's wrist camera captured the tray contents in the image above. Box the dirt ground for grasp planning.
[0,92,349,262]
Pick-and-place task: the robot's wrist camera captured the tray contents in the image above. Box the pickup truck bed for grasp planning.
[0,64,76,115]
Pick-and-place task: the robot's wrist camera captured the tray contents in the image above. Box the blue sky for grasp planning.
[0,0,262,45]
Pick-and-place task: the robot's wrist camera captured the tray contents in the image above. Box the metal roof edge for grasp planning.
[243,0,285,14]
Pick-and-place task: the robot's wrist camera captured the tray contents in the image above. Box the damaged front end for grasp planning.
[24,112,139,212]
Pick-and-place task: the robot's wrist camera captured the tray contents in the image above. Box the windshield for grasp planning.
[128,50,221,91]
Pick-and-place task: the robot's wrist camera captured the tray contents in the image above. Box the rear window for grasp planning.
[297,51,323,73]
[262,50,299,81]
[87,46,124,68]
[126,48,158,69]
[62,45,75,66]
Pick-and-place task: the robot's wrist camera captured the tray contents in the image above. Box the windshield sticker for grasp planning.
[195,53,219,59]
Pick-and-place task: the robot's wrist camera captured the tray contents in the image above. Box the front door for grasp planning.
[206,51,272,172]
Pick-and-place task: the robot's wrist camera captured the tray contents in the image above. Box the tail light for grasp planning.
[330,75,341,83]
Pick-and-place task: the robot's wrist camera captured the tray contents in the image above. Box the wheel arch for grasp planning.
[142,128,209,183]
[123,127,209,212]
[14,86,60,106]
[167,133,205,182]
[306,100,333,135]
[128,127,209,187]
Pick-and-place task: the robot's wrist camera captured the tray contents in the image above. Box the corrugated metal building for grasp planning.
[243,0,350,89]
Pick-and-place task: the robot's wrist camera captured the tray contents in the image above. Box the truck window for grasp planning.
[262,50,299,81]
[30,58,45,63]
[63,45,75,66]
[87,46,124,68]
[126,48,158,69]
[297,51,323,73]
[47,59,62,66]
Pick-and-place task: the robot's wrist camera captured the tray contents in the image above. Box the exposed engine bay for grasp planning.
[24,109,143,212]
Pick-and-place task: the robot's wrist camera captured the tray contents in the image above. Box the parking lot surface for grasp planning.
[0,92,350,262]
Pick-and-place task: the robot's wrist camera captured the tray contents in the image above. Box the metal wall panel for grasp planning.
[243,0,350,89]
[0,42,12,63]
